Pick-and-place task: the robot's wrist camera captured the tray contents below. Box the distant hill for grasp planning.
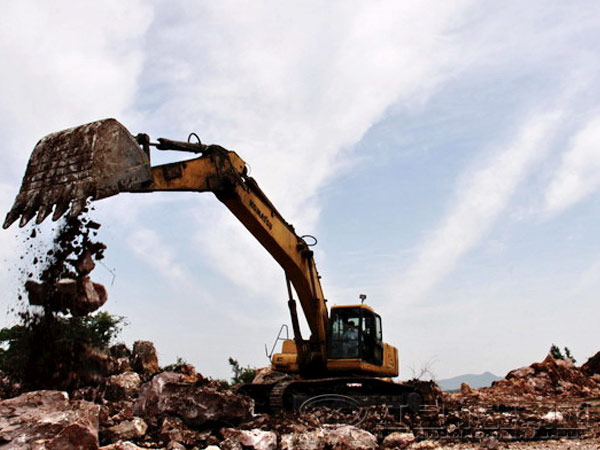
[436,371,502,392]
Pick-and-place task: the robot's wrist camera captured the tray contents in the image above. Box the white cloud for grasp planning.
[128,228,196,289]
[389,111,563,303]
[545,116,600,214]
[570,258,600,298]
[135,0,473,300]
[0,184,22,301]
[0,0,153,177]
[0,1,153,306]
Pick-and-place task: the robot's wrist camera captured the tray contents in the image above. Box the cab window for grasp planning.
[328,308,360,359]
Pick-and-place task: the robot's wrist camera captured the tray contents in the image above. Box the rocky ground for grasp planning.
[0,341,598,449]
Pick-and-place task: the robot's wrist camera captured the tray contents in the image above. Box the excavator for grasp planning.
[4,118,430,416]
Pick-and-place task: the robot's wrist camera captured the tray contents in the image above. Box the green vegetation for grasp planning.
[228,357,257,385]
[0,311,126,390]
[162,356,189,372]
[549,344,576,363]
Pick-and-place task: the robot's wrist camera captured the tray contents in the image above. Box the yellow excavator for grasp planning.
[4,118,429,414]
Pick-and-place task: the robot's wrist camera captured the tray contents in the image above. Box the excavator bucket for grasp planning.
[3,118,152,229]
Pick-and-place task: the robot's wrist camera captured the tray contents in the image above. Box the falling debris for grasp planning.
[23,214,108,317]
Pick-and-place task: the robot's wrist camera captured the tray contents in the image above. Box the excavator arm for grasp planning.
[4,119,329,374]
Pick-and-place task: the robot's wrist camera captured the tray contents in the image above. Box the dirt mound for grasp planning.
[451,354,600,403]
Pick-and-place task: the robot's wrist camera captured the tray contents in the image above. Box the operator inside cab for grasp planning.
[328,303,384,365]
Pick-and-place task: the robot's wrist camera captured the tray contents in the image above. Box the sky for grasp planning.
[1,1,600,381]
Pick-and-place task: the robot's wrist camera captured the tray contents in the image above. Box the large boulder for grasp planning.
[25,277,107,317]
[131,341,160,376]
[133,372,252,427]
[0,390,100,449]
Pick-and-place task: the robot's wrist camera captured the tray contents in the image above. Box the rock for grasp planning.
[582,351,600,375]
[541,411,564,422]
[108,400,135,424]
[459,382,472,395]
[106,372,142,401]
[166,442,186,450]
[506,365,535,379]
[99,442,159,450]
[252,366,293,384]
[482,437,499,449]
[381,431,415,449]
[131,341,160,376]
[281,426,377,450]
[281,429,326,450]
[163,362,202,384]
[102,417,147,443]
[159,416,198,446]
[0,390,100,449]
[25,277,107,316]
[221,428,277,450]
[77,249,96,275]
[110,344,132,359]
[409,441,442,450]
[133,372,252,427]
[113,357,134,375]
[475,352,600,401]
[323,425,377,450]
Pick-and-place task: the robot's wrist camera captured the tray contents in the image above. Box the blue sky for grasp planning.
[1,1,600,381]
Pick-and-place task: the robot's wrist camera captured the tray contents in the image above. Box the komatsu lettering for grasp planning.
[249,199,273,230]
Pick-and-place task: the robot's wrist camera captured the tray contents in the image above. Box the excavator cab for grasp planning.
[272,303,398,377]
[328,305,383,365]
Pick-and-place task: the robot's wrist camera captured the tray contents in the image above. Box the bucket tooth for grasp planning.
[52,200,71,222]
[35,204,53,225]
[19,208,37,228]
[17,194,41,228]
[68,198,87,219]
[3,209,19,229]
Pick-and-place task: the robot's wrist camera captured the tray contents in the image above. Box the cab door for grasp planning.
[361,312,384,365]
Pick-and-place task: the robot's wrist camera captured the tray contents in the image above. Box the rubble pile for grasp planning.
[0,342,598,449]
[453,354,600,403]
[0,348,389,449]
